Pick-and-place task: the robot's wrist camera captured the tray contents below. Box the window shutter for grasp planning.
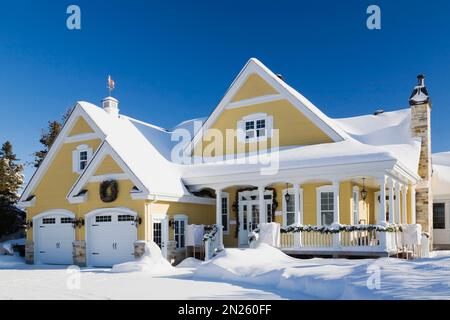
[237,120,245,142]
[72,149,79,173]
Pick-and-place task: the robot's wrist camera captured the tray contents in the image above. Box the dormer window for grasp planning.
[72,144,92,174]
[238,113,273,143]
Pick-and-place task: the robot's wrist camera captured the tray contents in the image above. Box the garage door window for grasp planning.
[118,215,134,222]
[174,215,188,249]
[42,218,56,224]
[61,217,74,224]
[96,215,112,223]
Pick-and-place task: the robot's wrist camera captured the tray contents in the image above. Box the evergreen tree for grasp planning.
[0,141,24,206]
[33,108,72,168]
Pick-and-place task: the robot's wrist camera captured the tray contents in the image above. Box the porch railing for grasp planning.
[203,224,223,261]
[276,224,404,255]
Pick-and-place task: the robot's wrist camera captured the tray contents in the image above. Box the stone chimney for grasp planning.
[102,96,119,118]
[410,74,433,238]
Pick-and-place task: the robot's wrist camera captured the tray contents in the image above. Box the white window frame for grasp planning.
[352,186,360,225]
[316,185,335,226]
[173,214,188,249]
[72,144,92,174]
[282,187,303,227]
[221,192,229,234]
[237,113,273,143]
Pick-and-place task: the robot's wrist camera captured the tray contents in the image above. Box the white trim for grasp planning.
[316,185,335,226]
[352,186,360,225]
[64,133,99,144]
[151,213,169,258]
[185,58,347,155]
[19,104,106,202]
[226,94,283,109]
[146,193,216,205]
[20,196,36,208]
[282,187,303,227]
[90,173,129,183]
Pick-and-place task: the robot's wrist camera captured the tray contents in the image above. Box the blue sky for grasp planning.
[1,0,450,183]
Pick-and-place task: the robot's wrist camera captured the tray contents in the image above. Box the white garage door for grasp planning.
[36,214,75,265]
[87,211,137,267]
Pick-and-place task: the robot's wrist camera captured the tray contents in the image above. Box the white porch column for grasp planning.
[215,188,224,250]
[410,185,416,224]
[378,176,387,224]
[402,185,408,224]
[388,178,395,223]
[332,181,340,223]
[258,186,266,226]
[394,181,401,225]
[293,183,302,247]
[332,181,340,248]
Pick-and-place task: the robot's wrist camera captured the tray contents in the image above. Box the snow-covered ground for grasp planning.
[1,243,450,300]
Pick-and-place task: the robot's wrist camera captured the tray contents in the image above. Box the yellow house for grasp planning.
[19,58,433,267]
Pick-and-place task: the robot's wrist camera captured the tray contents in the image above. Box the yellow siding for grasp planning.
[94,155,124,175]
[68,117,95,136]
[146,201,214,244]
[231,74,278,102]
[194,99,333,157]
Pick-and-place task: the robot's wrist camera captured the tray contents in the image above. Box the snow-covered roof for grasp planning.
[433,152,450,196]
[77,102,192,199]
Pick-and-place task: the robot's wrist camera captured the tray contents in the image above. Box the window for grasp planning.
[153,222,162,248]
[283,189,295,226]
[79,151,88,171]
[42,218,56,224]
[61,217,73,224]
[221,194,229,233]
[72,145,92,174]
[237,113,273,143]
[317,186,335,226]
[433,203,446,229]
[174,215,188,249]
[353,186,360,225]
[118,215,134,222]
[96,215,112,223]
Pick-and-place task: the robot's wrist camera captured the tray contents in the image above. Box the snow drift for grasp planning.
[111,242,175,274]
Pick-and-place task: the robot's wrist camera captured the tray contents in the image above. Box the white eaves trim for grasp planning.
[20,196,36,208]
[89,173,129,183]
[64,133,99,144]
[226,94,283,109]
[67,141,149,204]
[19,103,106,205]
[185,58,348,155]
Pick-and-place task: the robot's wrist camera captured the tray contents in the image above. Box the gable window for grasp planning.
[221,194,229,234]
[317,186,335,226]
[237,113,273,143]
[72,144,92,174]
[433,203,446,229]
[174,214,188,249]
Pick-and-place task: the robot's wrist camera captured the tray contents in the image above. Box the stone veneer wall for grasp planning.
[25,240,34,264]
[73,241,86,267]
[411,103,433,240]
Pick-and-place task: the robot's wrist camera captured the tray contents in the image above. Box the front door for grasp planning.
[239,202,259,246]
[152,214,168,258]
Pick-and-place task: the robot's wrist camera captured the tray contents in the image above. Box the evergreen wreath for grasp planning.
[99,180,119,203]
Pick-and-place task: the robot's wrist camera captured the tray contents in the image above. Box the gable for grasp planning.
[94,155,124,175]
[230,74,279,102]
[188,58,347,157]
[68,117,95,136]
[32,139,102,208]
[193,99,333,157]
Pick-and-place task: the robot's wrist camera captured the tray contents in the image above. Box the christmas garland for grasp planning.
[232,187,278,239]
[280,223,403,234]
[203,224,219,242]
[99,180,119,203]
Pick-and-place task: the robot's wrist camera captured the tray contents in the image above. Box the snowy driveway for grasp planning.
[1,245,450,300]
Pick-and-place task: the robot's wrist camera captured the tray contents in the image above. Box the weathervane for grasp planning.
[107,75,115,96]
